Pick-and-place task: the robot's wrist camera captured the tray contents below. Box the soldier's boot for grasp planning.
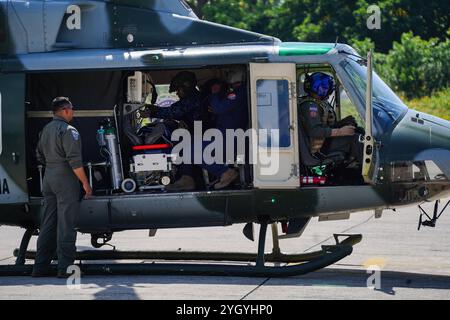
[214,169,239,190]
[166,175,196,192]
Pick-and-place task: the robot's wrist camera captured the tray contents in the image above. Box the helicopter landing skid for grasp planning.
[418,199,449,230]
[1,224,361,277]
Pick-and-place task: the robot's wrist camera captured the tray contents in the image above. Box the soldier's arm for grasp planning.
[300,102,332,138]
[148,100,192,121]
[35,133,45,165]
[62,127,84,170]
[331,126,356,137]
[62,128,92,198]
[72,167,92,199]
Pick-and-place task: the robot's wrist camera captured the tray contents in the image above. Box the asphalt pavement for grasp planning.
[0,198,449,300]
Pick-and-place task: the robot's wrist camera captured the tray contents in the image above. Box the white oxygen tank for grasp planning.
[105,130,122,190]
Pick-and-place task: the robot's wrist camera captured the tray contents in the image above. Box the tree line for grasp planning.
[187,0,449,98]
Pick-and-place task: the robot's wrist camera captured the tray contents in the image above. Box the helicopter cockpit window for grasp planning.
[256,79,291,148]
[340,58,408,133]
[340,87,364,128]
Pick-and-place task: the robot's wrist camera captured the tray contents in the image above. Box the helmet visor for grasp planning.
[312,76,333,98]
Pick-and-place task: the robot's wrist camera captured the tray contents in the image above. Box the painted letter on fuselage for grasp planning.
[66,5,81,30]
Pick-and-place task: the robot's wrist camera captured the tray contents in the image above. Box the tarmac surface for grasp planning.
[0,198,449,300]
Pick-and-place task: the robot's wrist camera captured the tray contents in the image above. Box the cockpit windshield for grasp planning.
[339,58,408,134]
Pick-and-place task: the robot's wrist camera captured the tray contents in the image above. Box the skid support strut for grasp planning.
[2,224,361,277]
[14,228,36,266]
[418,199,449,230]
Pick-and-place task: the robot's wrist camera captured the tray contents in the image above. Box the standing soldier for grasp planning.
[32,97,92,278]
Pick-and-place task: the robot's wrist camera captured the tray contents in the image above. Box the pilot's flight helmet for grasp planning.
[304,72,335,99]
[169,71,197,95]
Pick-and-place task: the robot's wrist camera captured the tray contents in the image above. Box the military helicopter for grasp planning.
[0,0,449,277]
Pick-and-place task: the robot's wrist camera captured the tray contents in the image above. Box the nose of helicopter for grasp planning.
[386,109,450,197]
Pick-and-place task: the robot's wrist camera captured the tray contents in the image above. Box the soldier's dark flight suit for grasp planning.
[207,83,249,172]
[209,84,248,133]
[299,98,363,163]
[34,115,83,274]
[147,89,206,178]
[150,89,204,133]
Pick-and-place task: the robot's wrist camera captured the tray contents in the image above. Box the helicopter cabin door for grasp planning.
[0,73,28,204]
[249,63,300,189]
[362,50,378,184]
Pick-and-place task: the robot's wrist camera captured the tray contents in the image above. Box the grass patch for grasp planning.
[402,89,450,120]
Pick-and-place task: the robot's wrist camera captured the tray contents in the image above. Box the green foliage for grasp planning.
[188,0,449,53]
[353,0,449,52]
[350,38,375,57]
[187,1,449,99]
[403,89,450,121]
[385,33,449,98]
[187,0,274,31]
[349,38,391,80]
[352,34,449,99]
[198,0,252,30]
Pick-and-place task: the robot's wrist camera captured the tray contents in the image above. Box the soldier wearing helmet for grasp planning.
[144,71,205,133]
[202,67,249,189]
[142,71,207,191]
[208,67,249,134]
[299,72,363,164]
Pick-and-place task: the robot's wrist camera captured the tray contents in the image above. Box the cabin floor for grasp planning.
[0,198,449,299]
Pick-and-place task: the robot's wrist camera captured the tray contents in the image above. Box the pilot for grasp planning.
[32,97,92,278]
[299,72,363,164]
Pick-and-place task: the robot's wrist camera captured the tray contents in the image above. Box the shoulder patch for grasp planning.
[309,105,319,118]
[227,93,237,101]
[70,129,80,141]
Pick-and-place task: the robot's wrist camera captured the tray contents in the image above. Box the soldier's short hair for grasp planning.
[52,97,73,113]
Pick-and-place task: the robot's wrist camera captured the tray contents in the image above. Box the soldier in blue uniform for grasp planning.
[144,70,247,191]
[209,70,248,133]
[205,68,249,189]
[141,72,202,190]
[144,71,205,133]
